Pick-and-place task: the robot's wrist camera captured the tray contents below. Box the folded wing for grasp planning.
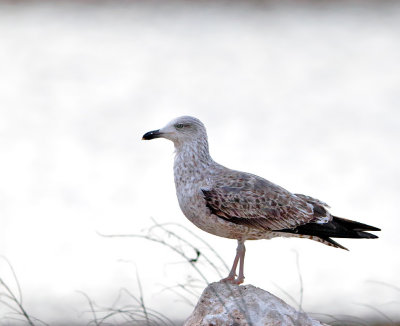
[201,172,316,231]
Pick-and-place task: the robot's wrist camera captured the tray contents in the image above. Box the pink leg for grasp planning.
[223,249,241,281]
[236,241,246,284]
[222,240,246,284]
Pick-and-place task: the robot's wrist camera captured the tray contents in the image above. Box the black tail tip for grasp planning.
[359,232,379,239]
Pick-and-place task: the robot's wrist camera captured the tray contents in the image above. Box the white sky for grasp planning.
[0,1,399,324]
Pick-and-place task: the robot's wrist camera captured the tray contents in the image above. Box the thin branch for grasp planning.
[292,250,304,312]
[159,285,196,307]
[272,282,299,308]
[98,232,211,285]
[366,280,400,293]
[355,303,395,326]
[0,278,36,326]
[135,270,150,326]
[76,291,100,326]
[0,256,23,303]
[148,220,229,271]
[149,219,227,278]
[98,223,254,325]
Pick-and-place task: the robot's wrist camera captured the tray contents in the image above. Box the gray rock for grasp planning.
[184,281,326,326]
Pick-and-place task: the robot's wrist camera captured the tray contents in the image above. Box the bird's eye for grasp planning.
[176,123,184,129]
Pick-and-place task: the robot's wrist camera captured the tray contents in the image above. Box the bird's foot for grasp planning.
[221,275,244,285]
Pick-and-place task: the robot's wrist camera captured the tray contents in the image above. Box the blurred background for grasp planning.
[0,0,399,324]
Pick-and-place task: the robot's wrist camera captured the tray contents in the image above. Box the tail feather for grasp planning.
[279,216,380,249]
[320,237,349,251]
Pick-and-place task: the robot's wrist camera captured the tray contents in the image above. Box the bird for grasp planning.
[142,116,380,284]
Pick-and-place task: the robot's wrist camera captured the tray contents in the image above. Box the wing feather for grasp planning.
[201,171,315,231]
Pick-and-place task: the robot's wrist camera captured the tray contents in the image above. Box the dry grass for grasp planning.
[1,222,399,325]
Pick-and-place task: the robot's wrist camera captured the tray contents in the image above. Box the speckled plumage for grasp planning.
[142,116,380,284]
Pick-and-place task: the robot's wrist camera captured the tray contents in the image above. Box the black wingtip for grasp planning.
[369,226,381,232]
[333,216,381,232]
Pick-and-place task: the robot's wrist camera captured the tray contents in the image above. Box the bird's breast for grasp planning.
[175,179,207,218]
[173,156,256,239]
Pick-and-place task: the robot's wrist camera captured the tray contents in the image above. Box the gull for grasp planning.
[142,116,380,284]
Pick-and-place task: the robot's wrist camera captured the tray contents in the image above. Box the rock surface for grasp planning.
[184,281,325,326]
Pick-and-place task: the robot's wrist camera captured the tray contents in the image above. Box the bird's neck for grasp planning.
[173,139,216,182]
[174,138,213,164]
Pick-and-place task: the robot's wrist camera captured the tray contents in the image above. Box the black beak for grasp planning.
[142,129,163,140]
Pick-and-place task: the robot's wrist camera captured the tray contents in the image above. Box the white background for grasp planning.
[0,1,399,324]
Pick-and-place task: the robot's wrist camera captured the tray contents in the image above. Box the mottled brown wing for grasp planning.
[294,193,330,208]
[201,172,315,231]
[294,193,332,222]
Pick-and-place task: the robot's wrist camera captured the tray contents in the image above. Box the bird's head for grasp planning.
[142,116,208,148]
